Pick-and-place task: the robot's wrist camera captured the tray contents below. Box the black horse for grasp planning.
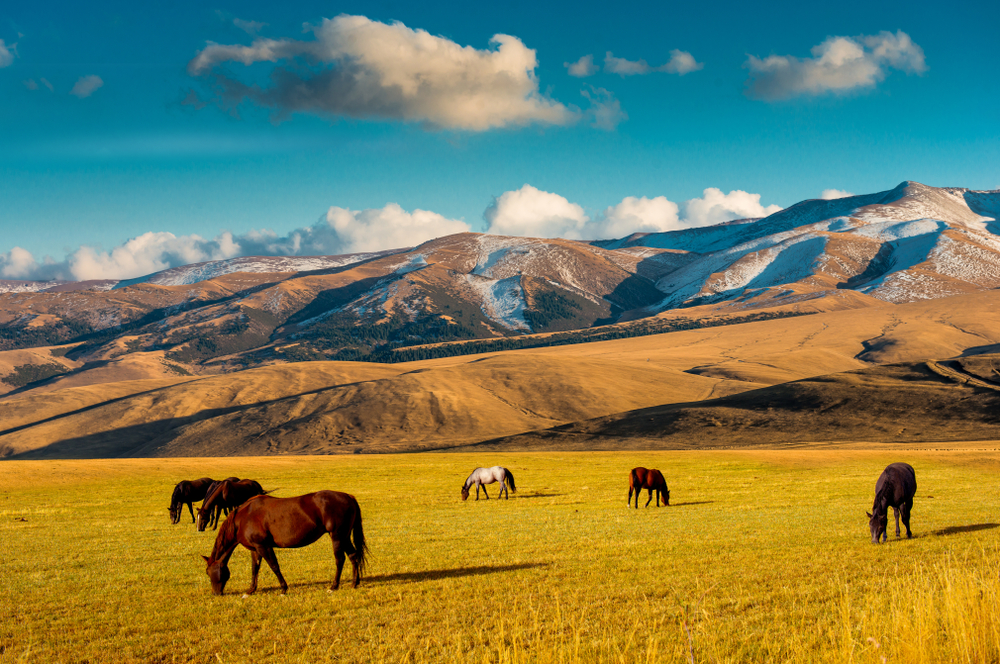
[867,462,917,544]
[199,477,240,529]
[169,478,216,524]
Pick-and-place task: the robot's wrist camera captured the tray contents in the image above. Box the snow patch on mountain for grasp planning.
[465,274,529,331]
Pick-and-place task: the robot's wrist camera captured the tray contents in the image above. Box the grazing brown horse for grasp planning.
[196,479,267,532]
[202,491,367,596]
[199,477,240,529]
[628,467,670,508]
[168,478,215,524]
[867,462,917,544]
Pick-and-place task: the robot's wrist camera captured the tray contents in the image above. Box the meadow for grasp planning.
[2,450,999,663]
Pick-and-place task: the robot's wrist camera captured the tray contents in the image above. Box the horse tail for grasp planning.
[352,501,368,579]
[504,468,516,493]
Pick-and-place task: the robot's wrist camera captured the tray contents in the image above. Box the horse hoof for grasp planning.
[241,594,249,599]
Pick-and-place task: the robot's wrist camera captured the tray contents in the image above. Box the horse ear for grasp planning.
[865,511,872,518]
[201,555,211,563]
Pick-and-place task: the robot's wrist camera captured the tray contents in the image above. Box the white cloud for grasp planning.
[604,49,703,76]
[662,49,703,75]
[23,79,37,90]
[2,203,471,281]
[484,185,776,241]
[0,39,14,68]
[484,185,589,239]
[820,189,854,200]
[1,247,39,278]
[581,87,626,130]
[595,196,682,237]
[188,14,578,131]
[684,188,782,226]
[745,30,926,100]
[233,18,266,36]
[41,78,54,92]
[565,54,598,77]
[70,75,103,98]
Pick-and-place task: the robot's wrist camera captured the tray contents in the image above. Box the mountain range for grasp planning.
[2,180,1000,457]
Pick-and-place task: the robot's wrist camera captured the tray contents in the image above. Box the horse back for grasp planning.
[648,469,667,490]
[876,463,917,507]
[238,491,358,548]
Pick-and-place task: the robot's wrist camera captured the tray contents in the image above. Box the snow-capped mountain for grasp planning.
[1,181,998,374]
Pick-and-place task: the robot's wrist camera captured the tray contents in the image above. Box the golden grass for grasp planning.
[2,451,999,663]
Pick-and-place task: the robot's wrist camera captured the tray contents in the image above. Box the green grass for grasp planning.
[2,451,999,663]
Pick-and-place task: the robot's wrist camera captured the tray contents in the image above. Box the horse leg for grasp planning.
[901,500,913,538]
[330,537,346,591]
[482,485,490,500]
[475,484,480,501]
[645,488,653,508]
[893,507,901,538]
[260,547,289,594]
[187,502,195,523]
[245,550,262,595]
[628,486,633,507]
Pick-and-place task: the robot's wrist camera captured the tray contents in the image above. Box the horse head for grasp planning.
[866,510,887,544]
[196,507,210,532]
[202,555,230,595]
[168,505,180,524]
[461,485,470,501]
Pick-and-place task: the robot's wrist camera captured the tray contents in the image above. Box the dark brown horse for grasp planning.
[196,479,266,532]
[202,491,367,596]
[198,477,240,529]
[628,467,670,508]
[168,478,215,524]
[867,462,916,544]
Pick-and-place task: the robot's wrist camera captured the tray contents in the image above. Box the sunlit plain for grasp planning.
[2,451,999,663]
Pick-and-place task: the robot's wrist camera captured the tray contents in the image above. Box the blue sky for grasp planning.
[1,0,998,280]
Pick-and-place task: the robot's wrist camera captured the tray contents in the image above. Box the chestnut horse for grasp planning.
[198,477,240,529]
[628,467,670,508]
[168,477,215,524]
[196,479,267,531]
[867,462,916,544]
[202,491,367,596]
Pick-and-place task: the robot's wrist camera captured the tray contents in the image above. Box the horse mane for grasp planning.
[209,508,240,561]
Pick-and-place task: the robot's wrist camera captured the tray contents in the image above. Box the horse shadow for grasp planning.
[932,523,999,537]
[255,562,551,593]
[516,493,566,499]
[669,501,715,507]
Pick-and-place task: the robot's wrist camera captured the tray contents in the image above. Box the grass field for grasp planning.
[2,450,1000,663]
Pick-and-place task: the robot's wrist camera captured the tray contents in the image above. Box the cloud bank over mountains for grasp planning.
[0,185,783,282]
[745,30,926,100]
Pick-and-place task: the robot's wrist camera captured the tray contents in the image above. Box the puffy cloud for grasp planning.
[565,54,598,77]
[70,75,103,98]
[23,79,37,90]
[233,18,266,36]
[0,40,14,68]
[684,188,782,226]
[484,185,775,241]
[1,247,39,278]
[595,196,682,237]
[188,14,577,131]
[484,185,589,239]
[820,189,854,200]
[745,30,926,100]
[662,49,703,75]
[3,203,470,281]
[604,49,703,76]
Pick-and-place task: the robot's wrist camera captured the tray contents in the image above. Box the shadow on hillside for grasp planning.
[932,523,999,537]
[0,378,385,459]
[253,562,551,593]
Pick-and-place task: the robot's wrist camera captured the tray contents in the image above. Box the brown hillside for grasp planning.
[3,289,1000,458]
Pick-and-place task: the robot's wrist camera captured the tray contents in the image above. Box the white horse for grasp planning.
[461,467,516,500]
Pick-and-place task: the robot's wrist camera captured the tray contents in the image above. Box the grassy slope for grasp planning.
[2,452,999,663]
